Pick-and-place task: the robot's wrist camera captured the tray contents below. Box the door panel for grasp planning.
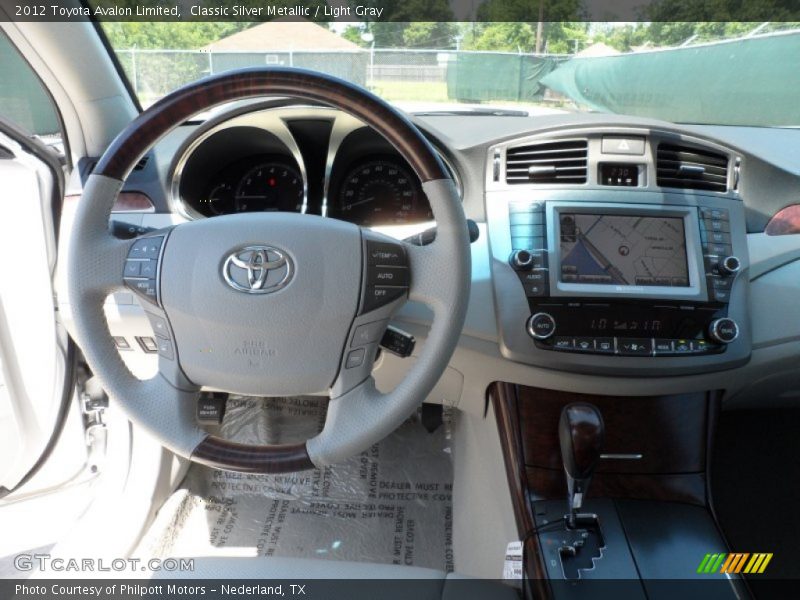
[0,131,72,493]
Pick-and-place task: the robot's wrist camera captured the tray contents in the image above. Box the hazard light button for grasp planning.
[601,136,645,155]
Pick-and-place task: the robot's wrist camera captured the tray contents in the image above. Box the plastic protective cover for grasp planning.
[136,396,455,571]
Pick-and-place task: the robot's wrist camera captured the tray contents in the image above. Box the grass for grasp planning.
[369,80,450,103]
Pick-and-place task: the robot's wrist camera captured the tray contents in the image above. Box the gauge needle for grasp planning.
[346,196,376,209]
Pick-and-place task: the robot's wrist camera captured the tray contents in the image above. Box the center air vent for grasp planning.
[506,140,588,184]
[656,143,728,192]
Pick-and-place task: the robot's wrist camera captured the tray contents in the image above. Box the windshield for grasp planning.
[100,20,800,127]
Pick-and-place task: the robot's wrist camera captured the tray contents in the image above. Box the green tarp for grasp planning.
[540,32,800,127]
[0,32,61,136]
[447,53,567,102]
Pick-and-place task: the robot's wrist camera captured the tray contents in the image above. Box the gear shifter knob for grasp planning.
[559,403,604,526]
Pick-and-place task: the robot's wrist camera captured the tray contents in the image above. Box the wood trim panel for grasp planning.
[94,67,448,183]
[489,382,551,599]
[765,204,800,236]
[65,192,155,213]
[526,467,707,506]
[192,436,314,474]
[515,387,709,474]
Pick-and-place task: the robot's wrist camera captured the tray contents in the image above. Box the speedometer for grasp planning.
[234,162,304,213]
[332,159,431,226]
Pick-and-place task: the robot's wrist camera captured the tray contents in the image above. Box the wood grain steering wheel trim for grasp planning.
[94,67,448,183]
[192,437,313,473]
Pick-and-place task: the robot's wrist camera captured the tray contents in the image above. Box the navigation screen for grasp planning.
[559,213,690,287]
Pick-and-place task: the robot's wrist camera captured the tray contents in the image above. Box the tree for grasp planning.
[461,23,536,52]
[340,25,369,48]
[102,22,255,49]
[403,22,458,49]
[350,0,455,47]
[541,22,590,53]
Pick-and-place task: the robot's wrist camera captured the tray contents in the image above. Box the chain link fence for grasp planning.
[115,48,570,107]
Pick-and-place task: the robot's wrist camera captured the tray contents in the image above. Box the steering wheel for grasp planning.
[67,68,470,473]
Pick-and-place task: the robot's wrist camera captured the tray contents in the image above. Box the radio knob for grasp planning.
[510,249,534,270]
[527,312,556,340]
[718,256,741,276]
[708,318,739,344]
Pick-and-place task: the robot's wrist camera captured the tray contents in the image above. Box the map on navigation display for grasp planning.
[559,213,690,287]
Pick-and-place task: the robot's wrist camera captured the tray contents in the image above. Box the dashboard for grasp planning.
[63,103,800,413]
[169,105,450,226]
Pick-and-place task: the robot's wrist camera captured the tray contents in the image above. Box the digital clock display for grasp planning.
[600,163,639,187]
[538,304,707,340]
[588,318,664,334]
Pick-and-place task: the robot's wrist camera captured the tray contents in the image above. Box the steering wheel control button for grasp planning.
[156,338,174,360]
[380,326,416,357]
[617,338,653,356]
[366,241,407,267]
[352,320,388,347]
[197,394,227,425]
[363,286,407,313]
[136,336,158,353]
[709,318,739,344]
[527,312,556,340]
[124,236,164,306]
[124,277,158,304]
[129,236,164,259]
[345,348,366,369]
[368,266,410,287]
[124,261,142,277]
[140,259,158,278]
[361,237,410,315]
[146,313,170,339]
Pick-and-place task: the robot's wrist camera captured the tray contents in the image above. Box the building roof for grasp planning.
[204,19,363,52]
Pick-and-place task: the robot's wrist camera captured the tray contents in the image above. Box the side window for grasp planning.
[0,30,63,147]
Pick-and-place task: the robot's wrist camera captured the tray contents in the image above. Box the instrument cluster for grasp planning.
[173,111,455,226]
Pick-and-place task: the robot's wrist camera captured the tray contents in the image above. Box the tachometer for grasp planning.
[234,162,304,213]
[333,159,431,226]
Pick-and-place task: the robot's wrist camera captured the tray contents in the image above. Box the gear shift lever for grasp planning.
[558,403,604,527]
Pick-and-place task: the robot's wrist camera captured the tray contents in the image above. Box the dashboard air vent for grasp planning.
[133,155,150,171]
[505,140,588,184]
[656,143,728,192]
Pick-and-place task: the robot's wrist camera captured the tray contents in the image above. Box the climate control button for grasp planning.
[708,318,739,344]
[527,312,556,340]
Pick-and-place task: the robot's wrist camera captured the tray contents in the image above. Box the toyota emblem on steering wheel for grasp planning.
[222,245,293,294]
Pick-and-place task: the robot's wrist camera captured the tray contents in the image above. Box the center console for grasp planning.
[490,383,749,600]
[485,131,751,376]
